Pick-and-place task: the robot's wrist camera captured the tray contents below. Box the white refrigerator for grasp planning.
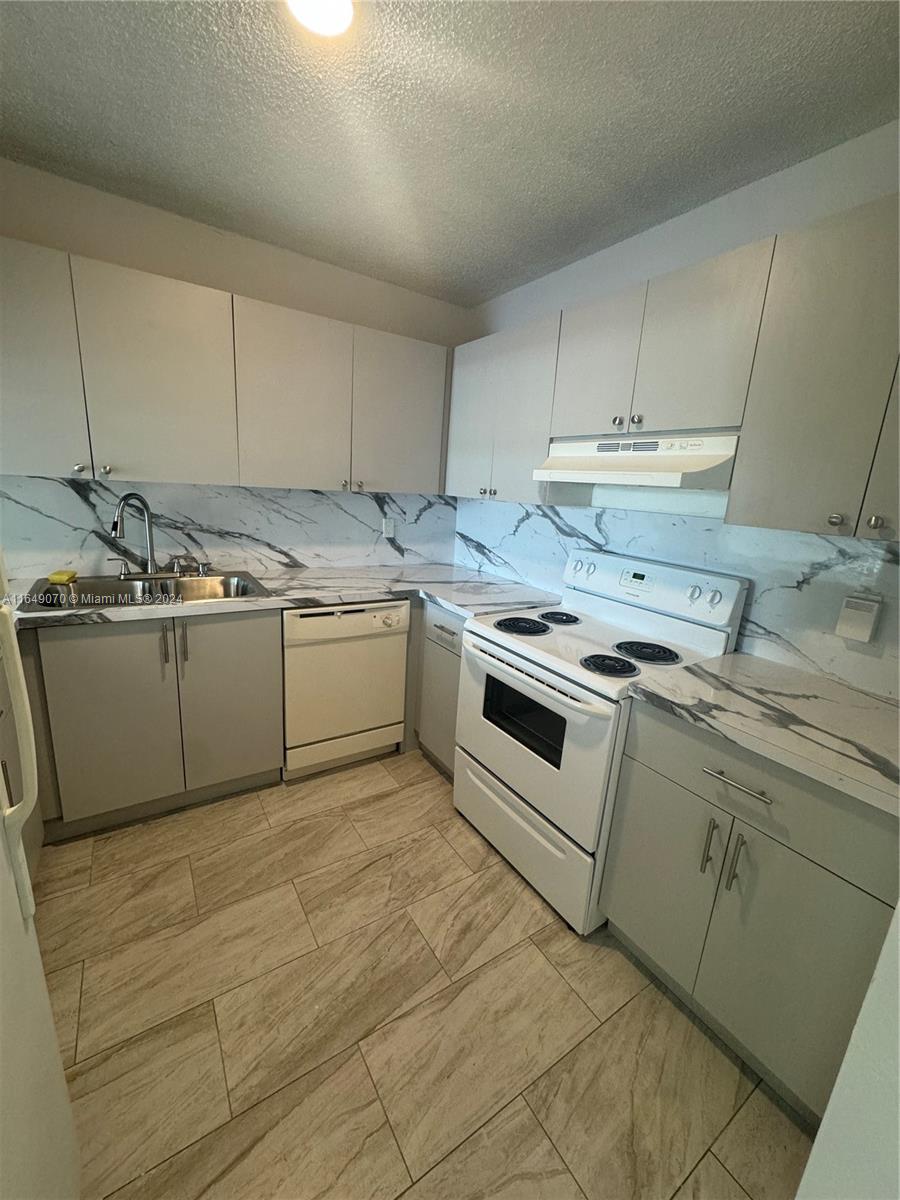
[0,604,80,1199]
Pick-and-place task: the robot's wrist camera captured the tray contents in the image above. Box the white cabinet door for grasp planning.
[0,238,92,478]
[694,820,893,1115]
[350,327,446,494]
[551,284,647,437]
[727,196,899,535]
[486,313,560,503]
[71,257,238,485]
[631,238,774,433]
[234,295,352,490]
[445,335,496,499]
[856,366,898,541]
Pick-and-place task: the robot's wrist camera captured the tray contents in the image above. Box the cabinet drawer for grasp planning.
[625,702,898,903]
[424,603,465,655]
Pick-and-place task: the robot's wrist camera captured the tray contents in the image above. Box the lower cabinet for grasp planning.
[39,611,283,821]
[416,603,464,773]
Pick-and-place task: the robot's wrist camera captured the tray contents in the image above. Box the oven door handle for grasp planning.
[465,642,615,720]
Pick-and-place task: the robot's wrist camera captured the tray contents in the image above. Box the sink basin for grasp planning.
[19,571,269,612]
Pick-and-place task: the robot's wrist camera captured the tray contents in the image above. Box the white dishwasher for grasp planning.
[283,600,409,777]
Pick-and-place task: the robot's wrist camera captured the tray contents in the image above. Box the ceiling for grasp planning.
[1,1,896,305]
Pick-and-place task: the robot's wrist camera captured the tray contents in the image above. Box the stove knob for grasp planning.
[573,559,584,574]
[687,585,702,602]
[707,589,723,607]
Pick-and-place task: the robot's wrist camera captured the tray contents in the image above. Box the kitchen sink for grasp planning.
[19,570,269,612]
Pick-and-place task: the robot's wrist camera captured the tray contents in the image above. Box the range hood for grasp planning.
[533,434,738,490]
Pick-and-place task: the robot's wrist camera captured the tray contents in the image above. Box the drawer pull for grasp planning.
[703,767,772,806]
[433,623,458,638]
[161,623,170,665]
[724,832,746,891]
[699,817,717,874]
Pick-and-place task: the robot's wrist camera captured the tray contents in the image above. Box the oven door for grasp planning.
[456,632,620,851]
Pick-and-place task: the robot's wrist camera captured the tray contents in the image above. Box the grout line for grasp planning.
[356,1041,416,1185]
[290,881,319,949]
[521,1090,591,1200]
[210,1000,234,1121]
[710,1151,754,1200]
[68,959,86,1072]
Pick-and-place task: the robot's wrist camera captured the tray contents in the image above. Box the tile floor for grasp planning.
[36,751,815,1200]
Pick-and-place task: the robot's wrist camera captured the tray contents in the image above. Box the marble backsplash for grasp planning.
[454,498,899,698]
[0,476,457,581]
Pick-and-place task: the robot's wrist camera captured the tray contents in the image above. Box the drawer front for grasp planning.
[424,603,465,655]
[626,702,898,904]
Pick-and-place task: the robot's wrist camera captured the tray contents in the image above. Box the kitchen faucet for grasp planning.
[110,492,159,574]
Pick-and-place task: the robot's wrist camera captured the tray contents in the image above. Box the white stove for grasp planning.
[452,552,748,935]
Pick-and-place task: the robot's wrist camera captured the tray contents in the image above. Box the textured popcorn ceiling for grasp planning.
[0,1,896,304]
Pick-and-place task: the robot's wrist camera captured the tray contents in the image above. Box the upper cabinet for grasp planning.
[630,238,775,433]
[551,284,646,438]
[0,238,93,478]
[234,295,353,490]
[727,196,899,535]
[350,327,447,494]
[446,314,560,503]
[857,368,898,541]
[71,257,239,485]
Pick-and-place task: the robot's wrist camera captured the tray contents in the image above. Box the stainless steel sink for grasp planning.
[19,570,269,612]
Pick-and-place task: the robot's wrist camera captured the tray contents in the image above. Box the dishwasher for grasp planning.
[282,600,410,777]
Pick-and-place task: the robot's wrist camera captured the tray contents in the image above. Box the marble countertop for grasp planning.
[8,564,560,629]
[629,653,899,816]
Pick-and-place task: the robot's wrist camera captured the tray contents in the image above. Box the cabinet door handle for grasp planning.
[0,759,12,804]
[181,620,189,662]
[478,488,488,495]
[724,832,746,891]
[699,817,717,874]
[866,515,885,530]
[702,767,772,806]
[433,623,458,638]
[827,513,845,527]
[488,488,497,496]
[161,623,170,664]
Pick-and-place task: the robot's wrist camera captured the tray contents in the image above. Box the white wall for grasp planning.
[0,158,482,347]
[476,122,899,332]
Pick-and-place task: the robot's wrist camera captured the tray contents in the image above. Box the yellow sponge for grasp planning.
[47,570,78,585]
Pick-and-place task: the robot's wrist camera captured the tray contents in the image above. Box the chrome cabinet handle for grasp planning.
[702,767,772,806]
[478,488,488,495]
[0,759,12,803]
[433,623,458,638]
[340,480,349,490]
[827,513,845,527]
[699,817,717,874]
[355,481,365,491]
[181,620,189,662]
[866,515,885,530]
[630,414,644,425]
[72,463,85,474]
[161,623,170,664]
[724,832,746,891]
[488,488,497,496]
[612,415,624,427]
[100,465,113,476]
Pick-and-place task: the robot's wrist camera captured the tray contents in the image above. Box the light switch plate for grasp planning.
[835,594,882,642]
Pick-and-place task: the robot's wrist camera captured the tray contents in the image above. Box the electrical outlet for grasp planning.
[382,517,396,539]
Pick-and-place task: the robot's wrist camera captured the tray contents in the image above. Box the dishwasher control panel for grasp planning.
[283,600,410,644]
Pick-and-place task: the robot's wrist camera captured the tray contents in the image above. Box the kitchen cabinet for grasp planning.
[176,610,282,790]
[727,195,899,535]
[70,257,239,485]
[417,602,464,774]
[446,314,560,502]
[694,820,892,1115]
[350,326,447,494]
[856,367,898,540]
[38,621,185,821]
[630,238,774,433]
[551,284,647,438]
[233,295,353,490]
[0,238,93,478]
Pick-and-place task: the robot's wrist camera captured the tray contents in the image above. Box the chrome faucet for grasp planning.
[110,492,159,574]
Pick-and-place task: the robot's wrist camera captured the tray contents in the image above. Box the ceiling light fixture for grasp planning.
[286,0,353,37]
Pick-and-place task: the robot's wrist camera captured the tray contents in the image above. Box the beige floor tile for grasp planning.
[112,1047,410,1200]
[215,911,449,1114]
[383,750,443,788]
[191,810,366,912]
[360,939,597,1180]
[36,857,197,973]
[77,884,315,1060]
[433,811,501,873]
[46,961,82,1068]
[33,838,94,902]
[259,760,399,827]
[532,921,650,1022]
[293,826,471,944]
[345,776,455,847]
[525,984,756,1200]
[673,1154,751,1200]
[91,792,268,883]
[405,1097,584,1200]
[713,1086,814,1200]
[408,861,556,979]
[67,1003,230,1200]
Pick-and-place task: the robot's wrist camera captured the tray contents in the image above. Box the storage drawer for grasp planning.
[424,602,465,655]
[454,748,595,932]
[625,702,898,904]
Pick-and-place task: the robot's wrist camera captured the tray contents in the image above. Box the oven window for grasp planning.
[483,674,566,769]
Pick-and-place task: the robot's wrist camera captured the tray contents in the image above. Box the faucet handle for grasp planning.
[197,561,213,577]
[107,556,132,580]
[161,553,200,577]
